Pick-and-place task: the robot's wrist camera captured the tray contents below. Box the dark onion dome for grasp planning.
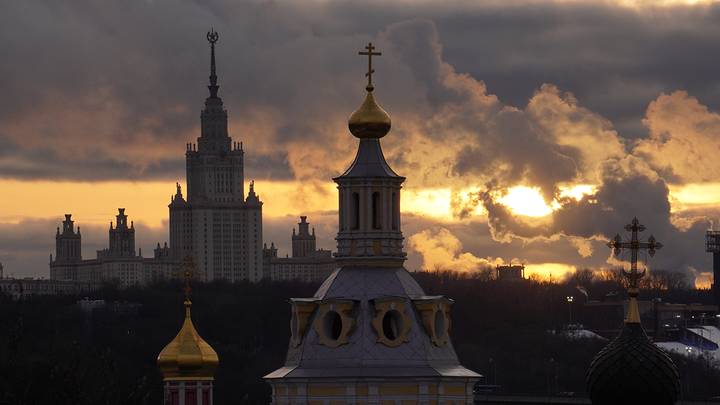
[586,300,680,404]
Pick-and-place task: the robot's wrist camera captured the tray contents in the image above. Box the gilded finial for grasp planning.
[348,42,391,139]
[182,256,194,305]
[157,255,219,381]
[359,42,382,92]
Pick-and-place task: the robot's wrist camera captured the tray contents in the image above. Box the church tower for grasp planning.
[158,263,219,405]
[55,214,82,263]
[50,214,82,280]
[170,30,264,282]
[265,43,479,404]
[108,208,136,257]
[291,216,316,258]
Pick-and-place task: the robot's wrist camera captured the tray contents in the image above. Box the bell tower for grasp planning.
[265,43,479,405]
[334,43,405,267]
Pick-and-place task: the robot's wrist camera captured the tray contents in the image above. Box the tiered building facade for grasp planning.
[264,216,336,282]
[49,209,177,287]
[49,31,263,285]
[168,31,263,282]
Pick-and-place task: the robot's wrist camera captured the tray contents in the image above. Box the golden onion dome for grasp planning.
[348,89,391,139]
[157,299,219,380]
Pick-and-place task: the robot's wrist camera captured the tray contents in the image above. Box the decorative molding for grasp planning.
[290,299,317,347]
[413,297,453,347]
[313,299,356,348]
[371,297,412,347]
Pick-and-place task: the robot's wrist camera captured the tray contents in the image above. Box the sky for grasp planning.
[3,0,720,286]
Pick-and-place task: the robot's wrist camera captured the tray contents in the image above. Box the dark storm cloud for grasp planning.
[4,0,720,280]
[476,156,712,278]
[3,0,720,180]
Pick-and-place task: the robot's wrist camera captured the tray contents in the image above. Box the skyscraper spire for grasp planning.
[207,29,219,98]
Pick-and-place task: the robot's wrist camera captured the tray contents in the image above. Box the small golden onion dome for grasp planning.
[157,300,219,380]
[348,90,391,139]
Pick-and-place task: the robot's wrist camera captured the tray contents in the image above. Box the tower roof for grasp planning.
[157,265,218,380]
[337,42,401,180]
[335,137,402,178]
[265,267,480,380]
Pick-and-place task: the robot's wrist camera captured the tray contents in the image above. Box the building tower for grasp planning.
[706,230,720,304]
[291,216,316,258]
[169,30,264,282]
[265,43,480,404]
[108,208,136,257]
[50,214,82,280]
[169,183,192,260]
[587,218,679,405]
[158,262,219,405]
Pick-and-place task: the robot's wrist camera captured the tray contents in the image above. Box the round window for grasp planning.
[434,309,447,340]
[382,310,403,341]
[324,310,343,340]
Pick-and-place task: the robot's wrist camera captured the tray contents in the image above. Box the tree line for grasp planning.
[0,269,717,405]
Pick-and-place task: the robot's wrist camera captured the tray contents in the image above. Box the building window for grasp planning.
[351,192,360,230]
[372,192,381,230]
[391,191,398,230]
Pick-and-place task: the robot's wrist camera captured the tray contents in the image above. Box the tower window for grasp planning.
[372,192,382,230]
[351,192,360,230]
[391,192,398,231]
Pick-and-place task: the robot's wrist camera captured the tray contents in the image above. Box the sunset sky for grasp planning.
[4,0,720,285]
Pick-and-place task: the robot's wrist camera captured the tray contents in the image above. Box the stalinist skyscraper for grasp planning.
[169,30,263,282]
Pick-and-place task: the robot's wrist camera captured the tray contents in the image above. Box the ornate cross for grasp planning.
[607,217,663,288]
[358,42,381,91]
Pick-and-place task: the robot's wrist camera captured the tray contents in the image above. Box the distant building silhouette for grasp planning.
[496,264,525,281]
[263,216,335,282]
[49,210,177,287]
[168,30,263,282]
[47,30,263,285]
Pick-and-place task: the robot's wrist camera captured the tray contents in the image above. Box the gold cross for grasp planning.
[358,42,381,91]
[182,256,194,302]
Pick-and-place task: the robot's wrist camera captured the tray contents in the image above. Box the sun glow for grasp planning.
[524,262,577,281]
[497,186,554,217]
[694,272,713,289]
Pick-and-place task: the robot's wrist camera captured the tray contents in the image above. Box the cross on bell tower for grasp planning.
[358,42,381,92]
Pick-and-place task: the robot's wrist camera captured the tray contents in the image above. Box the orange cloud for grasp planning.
[407,227,503,272]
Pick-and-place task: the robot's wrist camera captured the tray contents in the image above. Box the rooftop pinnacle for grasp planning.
[348,42,391,139]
